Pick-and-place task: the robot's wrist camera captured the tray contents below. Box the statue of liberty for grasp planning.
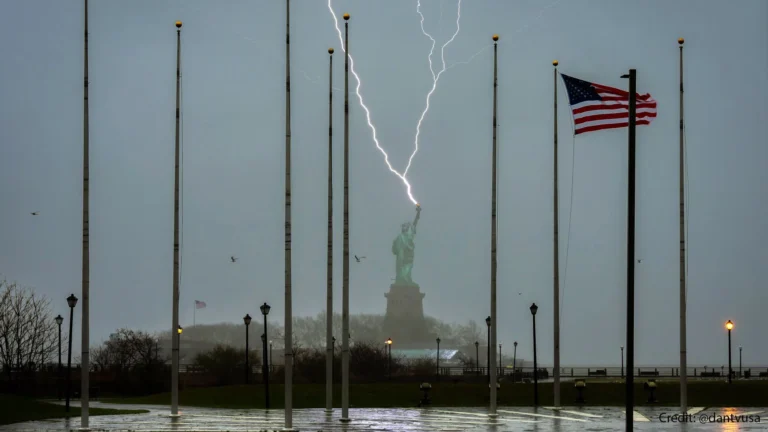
[392,204,421,285]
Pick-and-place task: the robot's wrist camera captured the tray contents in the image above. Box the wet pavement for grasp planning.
[1,402,765,431]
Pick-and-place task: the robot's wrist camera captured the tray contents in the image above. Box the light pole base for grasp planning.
[168,414,182,418]
[488,413,499,419]
[339,417,351,423]
[324,409,333,414]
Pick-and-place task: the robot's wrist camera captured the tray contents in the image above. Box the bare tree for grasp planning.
[0,280,59,374]
[90,328,161,372]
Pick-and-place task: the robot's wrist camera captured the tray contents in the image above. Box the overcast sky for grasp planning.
[1,0,766,366]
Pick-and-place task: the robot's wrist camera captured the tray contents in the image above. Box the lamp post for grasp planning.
[65,294,78,412]
[530,302,539,406]
[260,302,271,408]
[621,346,624,378]
[177,325,183,366]
[243,314,252,384]
[485,316,491,382]
[436,338,441,378]
[499,343,502,377]
[55,315,63,400]
[386,338,393,380]
[270,340,273,373]
[725,320,733,384]
[513,341,517,382]
[474,341,479,375]
[739,346,742,378]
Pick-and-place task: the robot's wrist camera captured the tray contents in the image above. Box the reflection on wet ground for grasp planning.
[1,402,764,431]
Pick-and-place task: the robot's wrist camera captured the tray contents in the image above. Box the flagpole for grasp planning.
[340,12,351,424]
[552,59,561,408]
[170,20,183,418]
[284,0,295,429]
[80,0,91,427]
[621,68,637,432]
[678,37,688,412]
[488,33,499,418]
[325,46,335,415]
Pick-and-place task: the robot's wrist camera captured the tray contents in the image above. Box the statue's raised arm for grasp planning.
[412,204,421,229]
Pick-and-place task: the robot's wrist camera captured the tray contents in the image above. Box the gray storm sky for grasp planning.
[1,0,766,366]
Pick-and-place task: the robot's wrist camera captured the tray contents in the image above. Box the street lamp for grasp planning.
[725,320,733,384]
[530,302,539,406]
[739,346,742,378]
[260,302,271,408]
[243,314,252,384]
[436,338,441,378]
[474,341,479,375]
[55,315,63,400]
[65,294,78,412]
[386,338,393,380]
[269,340,273,373]
[177,326,183,366]
[485,316,491,382]
[499,343,502,377]
[513,341,518,382]
[621,346,624,378]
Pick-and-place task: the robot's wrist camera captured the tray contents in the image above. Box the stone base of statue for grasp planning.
[383,283,432,348]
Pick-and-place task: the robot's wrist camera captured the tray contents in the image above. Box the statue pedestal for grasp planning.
[383,283,432,348]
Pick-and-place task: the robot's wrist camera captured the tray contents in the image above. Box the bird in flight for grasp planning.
[354,255,366,263]
[637,259,643,264]
[30,211,39,216]
[230,256,238,263]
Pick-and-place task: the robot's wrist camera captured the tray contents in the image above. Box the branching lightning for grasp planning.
[326,0,563,205]
[327,0,419,205]
[404,0,462,177]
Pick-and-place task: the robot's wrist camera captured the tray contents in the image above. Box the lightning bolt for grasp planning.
[327,0,418,205]
[404,0,462,177]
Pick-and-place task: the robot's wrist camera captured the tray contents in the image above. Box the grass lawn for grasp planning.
[107,380,768,409]
[0,394,148,426]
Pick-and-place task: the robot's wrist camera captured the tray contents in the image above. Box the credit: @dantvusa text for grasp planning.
[659,412,762,424]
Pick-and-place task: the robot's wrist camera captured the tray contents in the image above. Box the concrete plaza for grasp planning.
[1,402,764,431]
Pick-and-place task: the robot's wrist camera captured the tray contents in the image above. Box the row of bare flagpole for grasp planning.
[74,1,686,430]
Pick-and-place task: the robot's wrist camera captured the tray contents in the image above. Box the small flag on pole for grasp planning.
[195,300,206,309]
[560,74,657,135]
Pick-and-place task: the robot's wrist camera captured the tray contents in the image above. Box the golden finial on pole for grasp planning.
[175,21,182,29]
[343,13,350,20]
[328,47,334,54]
[678,37,684,45]
[492,34,499,41]
[553,60,559,67]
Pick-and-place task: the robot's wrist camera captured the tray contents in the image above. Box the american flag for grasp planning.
[560,74,657,135]
[195,300,206,309]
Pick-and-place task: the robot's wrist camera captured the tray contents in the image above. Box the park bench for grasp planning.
[587,369,607,377]
[700,371,721,377]
[639,370,659,377]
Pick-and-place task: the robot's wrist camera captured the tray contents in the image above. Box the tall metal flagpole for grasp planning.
[170,20,182,418]
[340,12,351,424]
[325,47,335,415]
[678,37,688,412]
[284,0,295,428]
[488,33,499,418]
[622,68,637,432]
[80,0,91,426]
[552,59,561,408]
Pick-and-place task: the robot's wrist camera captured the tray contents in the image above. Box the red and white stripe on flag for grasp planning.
[560,73,657,135]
